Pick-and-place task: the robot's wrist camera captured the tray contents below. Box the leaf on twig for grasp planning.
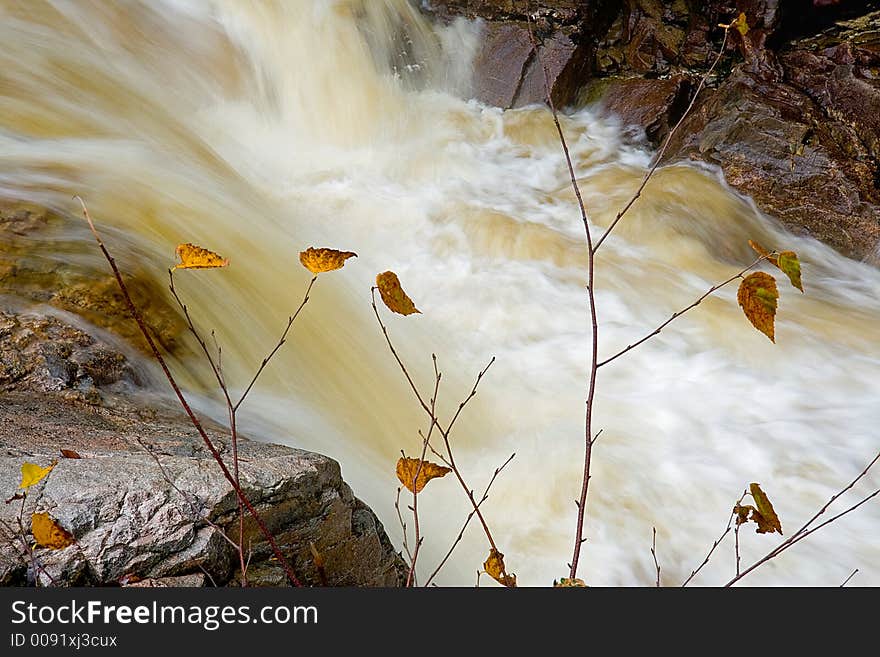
[732,12,750,36]
[299,247,357,274]
[554,577,587,587]
[484,548,517,588]
[734,503,754,527]
[776,251,803,293]
[749,483,783,535]
[172,243,229,270]
[749,240,803,293]
[396,457,451,494]
[31,512,75,549]
[737,272,778,342]
[60,449,82,459]
[376,271,420,316]
[19,461,56,490]
[748,240,778,267]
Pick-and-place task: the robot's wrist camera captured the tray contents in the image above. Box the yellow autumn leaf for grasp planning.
[484,548,517,588]
[299,247,357,274]
[749,483,783,535]
[747,239,778,267]
[396,456,451,494]
[19,461,56,490]
[737,272,778,342]
[31,512,75,549]
[554,577,587,587]
[733,11,750,36]
[376,271,420,316]
[172,243,229,270]
[776,251,803,293]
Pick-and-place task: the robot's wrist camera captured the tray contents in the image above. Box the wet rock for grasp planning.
[0,200,185,354]
[590,74,692,143]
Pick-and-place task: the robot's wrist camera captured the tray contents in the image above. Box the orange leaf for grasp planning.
[376,271,420,316]
[484,548,517,588]
[299,247,357,274]
[749,483,783,535]
[60,449,81,459]
[737,272,778,342]
[31,512,75,549]
[396,457,451,494]
[172,243,229,270]
[748,240,778,267]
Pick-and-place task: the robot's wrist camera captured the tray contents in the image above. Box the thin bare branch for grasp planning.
[73,196,301,586]
[597,255,768,368]
[592,27,731,254]
[651,527,661,587]
[682,490,746,586]
[840,569,859,587]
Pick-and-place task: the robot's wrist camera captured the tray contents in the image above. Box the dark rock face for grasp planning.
[664,14,880,262]
[423,1,880,262]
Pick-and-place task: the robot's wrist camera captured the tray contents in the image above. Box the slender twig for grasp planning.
[424,452,515,587]
[840,569,859,587]
[651,527,661,587]
[394,488,414,566]
[406,355,442,586]
[734,523,742,577]
[371,288,501,555]
[682,490,746,586]
[527,17,598,581]
[725,448,880,586]
[73,196,301,586]
[597,255,769,368]
[234,276,316,412]
[592,27,732,254]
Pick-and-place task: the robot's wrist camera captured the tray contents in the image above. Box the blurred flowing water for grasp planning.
[1,0,878,585]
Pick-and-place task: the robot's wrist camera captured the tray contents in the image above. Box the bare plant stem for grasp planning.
[370,288,501,559]
[424,452,515,587]
[651,527,661,587]
[74,196,301,586]
[840,569,859,587]
[592,28,731,254]
[682,490,746,586]
[406,356,442,586]
[597,255,769,369]
[734,524,742,577]
[394,487,414,566]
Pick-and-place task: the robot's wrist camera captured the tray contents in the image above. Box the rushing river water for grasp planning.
[1,0,878,586]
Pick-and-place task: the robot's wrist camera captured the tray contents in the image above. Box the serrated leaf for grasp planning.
[749,483,782,535]
[299,247,357,274]
[376,271,420,316]
[396,457,451,493]
[747,239,778,267]
[737,272,778,342]
[776,251,803,292]
[733,11,750,36]
[60,449,81,459]
[484,548,517,588]
[554,577,587,587]
[19,462,55,490]
[172,243,229,270]
[31,512,74,549]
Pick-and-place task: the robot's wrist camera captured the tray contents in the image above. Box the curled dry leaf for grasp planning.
[749,483,783,535]
[748,239,778,267]
[31,512,75,549]
[737,272,778,342]
[19,461,56,490]
[734,503,753,527]
[396,457,451,494]
[299,247,357,274]
[376,271,420,316]
[60,449,82,459]
[172,243,229,270]
[554,577,587,587]
[484,548,517,588]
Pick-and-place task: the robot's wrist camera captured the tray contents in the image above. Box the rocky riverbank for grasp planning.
[422,0,880,263]
[0,203,405,587]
